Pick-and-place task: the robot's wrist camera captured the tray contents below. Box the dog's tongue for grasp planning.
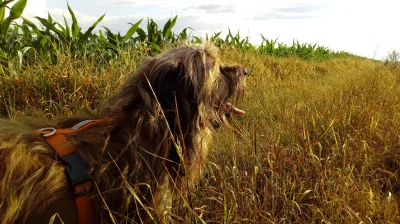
[232,105,245,116]
[226,103,245,116]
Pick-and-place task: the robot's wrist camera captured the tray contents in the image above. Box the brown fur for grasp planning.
[0,42,246,223]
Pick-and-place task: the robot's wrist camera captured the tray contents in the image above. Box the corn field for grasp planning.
[0,0,358,76]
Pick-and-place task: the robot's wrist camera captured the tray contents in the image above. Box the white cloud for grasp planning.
[184,4,236,14]
[22,0,47,18]
[103,0,174,7]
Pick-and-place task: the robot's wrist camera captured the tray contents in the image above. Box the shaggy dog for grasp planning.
[0,42,246,223]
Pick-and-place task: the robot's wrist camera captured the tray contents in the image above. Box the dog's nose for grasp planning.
[243,67,248,76]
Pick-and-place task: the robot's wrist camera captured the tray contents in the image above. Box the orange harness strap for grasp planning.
[35,117,113,224]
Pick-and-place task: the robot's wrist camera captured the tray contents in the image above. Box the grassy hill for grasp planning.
[2,47,400,223]
[191,49,400,223]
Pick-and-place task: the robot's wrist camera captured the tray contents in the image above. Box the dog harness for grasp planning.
[35,117,113,224]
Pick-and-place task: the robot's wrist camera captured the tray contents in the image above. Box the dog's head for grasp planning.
[147,43,246,133]
[102,42,246,144]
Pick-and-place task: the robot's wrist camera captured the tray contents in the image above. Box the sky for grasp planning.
[19,0,400,59]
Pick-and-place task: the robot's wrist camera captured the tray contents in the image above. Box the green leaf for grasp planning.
[81,13,105,43]
[147,19,159,43]
[1,17,11,36]
[193,36,202,44]
[210,31,221,42]
[162,15,177,40]
[102,26,112,34]
[0,0,16,22]
[162,18,170,37]
[39,36,47,47]
[67,2,80,40]
[136,27,146,42]
[0,0,26,36]
[21,46,32,54]
[55,21,67,35]
[149,42,161,53]
[98,29,105,40]
[35,16,67,42]
[47,12,53,23]
[123,18,142,42]
[105,42,118,53]
[22,17,42,37]
[63,15,71,40]
[103,26,117,46]
[179,27,192,40]
[18,22,30,35]
[170,15,177,27]
[8,0,26,20]
[0,0,15,9]
[16,49,22,68]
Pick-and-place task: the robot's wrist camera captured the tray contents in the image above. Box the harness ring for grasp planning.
[37,127,57,137]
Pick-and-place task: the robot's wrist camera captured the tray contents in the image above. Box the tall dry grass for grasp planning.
[181,49,400,223]
[1,47,400,223]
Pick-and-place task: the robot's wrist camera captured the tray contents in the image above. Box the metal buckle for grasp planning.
[71,120,97,130]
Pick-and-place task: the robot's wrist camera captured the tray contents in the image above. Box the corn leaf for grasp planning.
[162,15,177,40]
[81,13,105,43]
[136,27,146,42]
[67,2,79,40]
[123,18,142,42]
[0,0,26,36]
[0,0,16,22]
[8,0,26,20]
[35,16,67,42]
[63,15,71,40]
[22,17,42,37]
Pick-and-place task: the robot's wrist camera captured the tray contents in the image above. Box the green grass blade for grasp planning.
[67,2,79,40]
[123,18,142,42]
[63,15,71,40]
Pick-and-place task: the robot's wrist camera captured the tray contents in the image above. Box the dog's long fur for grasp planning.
[0,43,246,223]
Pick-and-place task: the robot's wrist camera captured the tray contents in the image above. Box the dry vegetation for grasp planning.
[2,47,400,223]
[188,49,400,223]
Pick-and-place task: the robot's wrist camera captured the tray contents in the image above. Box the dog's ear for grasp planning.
[149,46,219,135]
[151,60,197,137]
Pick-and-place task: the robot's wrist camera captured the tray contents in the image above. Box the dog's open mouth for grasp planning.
[225,102,245,116]
[212,103,245,129]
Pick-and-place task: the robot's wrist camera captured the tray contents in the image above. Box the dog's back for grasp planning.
[0,119,76,223]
